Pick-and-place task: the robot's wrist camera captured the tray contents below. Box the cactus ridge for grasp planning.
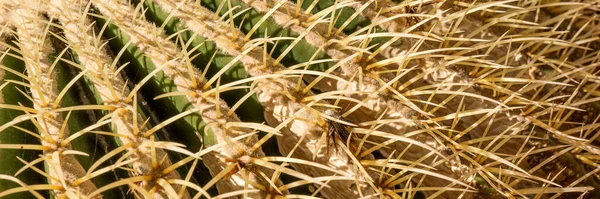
[1,0,599,198]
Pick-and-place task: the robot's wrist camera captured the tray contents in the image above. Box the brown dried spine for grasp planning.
[324,109,357,155]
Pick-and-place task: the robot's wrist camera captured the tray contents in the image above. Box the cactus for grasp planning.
[0,0,599,198]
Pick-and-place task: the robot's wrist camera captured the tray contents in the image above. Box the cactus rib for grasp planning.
[351,0,600,196]
[44,0,194,198]
[149,0,385,197]
[90,0,293,197]
[3,0,99,197]
[218,0,477,197]
[0,0,599,198]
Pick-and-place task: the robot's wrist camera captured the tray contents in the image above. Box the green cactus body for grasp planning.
[1,0,599,198]
[0,39,49,199]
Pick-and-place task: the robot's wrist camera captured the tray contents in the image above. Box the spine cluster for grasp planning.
[3,0,98,197]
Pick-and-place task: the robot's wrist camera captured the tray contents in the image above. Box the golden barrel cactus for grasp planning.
[0,0,599,198]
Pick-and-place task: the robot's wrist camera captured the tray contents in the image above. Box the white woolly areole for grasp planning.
[152,0,377,197]
[258,78,378,198]
[92,0,279,197]
[5,0,100,197]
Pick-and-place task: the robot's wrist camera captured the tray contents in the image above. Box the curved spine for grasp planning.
[350,0,600,197]
[44,0,195,198]
[225,0,473,197]
[3,0,99,197]
[91,0,298,197]
[150,0,384,197]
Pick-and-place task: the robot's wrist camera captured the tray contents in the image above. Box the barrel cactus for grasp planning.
[1,0,599,198]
